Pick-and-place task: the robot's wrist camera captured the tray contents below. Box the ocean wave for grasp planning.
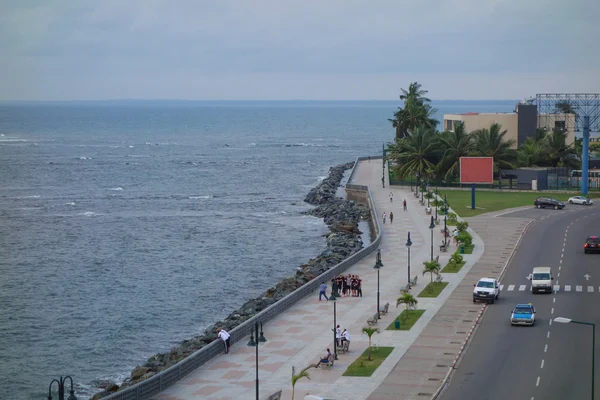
[79,211,99,217]
[188,195,211,199]
[284,143,340,148]
[63,202,76,206]
[126,155,150,158]
[109,187,124,191]
[77,156,92,160]
[20,195,41,199]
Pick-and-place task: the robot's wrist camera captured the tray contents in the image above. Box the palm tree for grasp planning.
[387,125,440,185]
[472,123,517,188]
[396,292,418,321]
[517,138,542,167]
[439,121,475,180]
[389,82,438,139]
[555,100,577,115]
[545,128,578,168]
[362,327,380,361]
[291,365,313,400]
[422,260,441,283]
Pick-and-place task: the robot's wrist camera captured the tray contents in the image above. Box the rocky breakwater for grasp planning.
[91,161,370,399]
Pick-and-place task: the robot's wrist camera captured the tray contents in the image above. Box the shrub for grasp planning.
[457,231,473,246]
[424,192,434,199]
[456,221,469,232]
[450,253,464,264]
[447,212,457,220]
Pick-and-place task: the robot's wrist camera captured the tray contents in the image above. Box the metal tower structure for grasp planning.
[536,93,600,194]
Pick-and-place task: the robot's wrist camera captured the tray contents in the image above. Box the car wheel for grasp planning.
[496,293,499,300]
[531,320,535,326]
[585,250,588,254]
[554,205,558,210]
[473,298,476,303]
[490,298,495,304]
[536,204,541,209]
[569,200,573,204]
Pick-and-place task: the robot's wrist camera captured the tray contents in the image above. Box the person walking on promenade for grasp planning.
[335,325,342,346]
[382,212,386,224]
[403,199,407,211]
[390,212,394,224]
[218,328,231,354]
[389,192,393,202]
[381,176,385,188]
[319,281,329,301]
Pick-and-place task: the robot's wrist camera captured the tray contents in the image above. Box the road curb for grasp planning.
[431,217,536,400]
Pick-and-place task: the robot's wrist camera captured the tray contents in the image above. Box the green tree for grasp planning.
[472,123,517,187]
[389,82,438,140]
[555,100,577,115]
[544,128,578,168]
[517,138,542,167]
[422,260,441,283]
[396,292,418,321]
[291,365,313,400]
[387,125,440,185]
[362,327,380,361]
[439,121,474,180]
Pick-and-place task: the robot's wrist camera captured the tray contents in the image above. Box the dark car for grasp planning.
[585,236,600,254]
[534,197,565,210]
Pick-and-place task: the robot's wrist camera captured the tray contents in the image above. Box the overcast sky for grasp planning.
[1,0,598,101]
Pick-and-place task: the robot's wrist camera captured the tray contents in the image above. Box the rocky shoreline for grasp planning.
[91,161,370,399]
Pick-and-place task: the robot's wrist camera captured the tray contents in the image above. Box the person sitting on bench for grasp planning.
[341,329,350,345]
[316,348,332,368]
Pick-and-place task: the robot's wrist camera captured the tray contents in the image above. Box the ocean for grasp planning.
[0,100,516,399]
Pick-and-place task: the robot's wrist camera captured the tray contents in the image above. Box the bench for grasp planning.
[379,302,390,316]
[367,313,379,325]
[410,275,418,287]
[426,207,432,215]
[440,242,448,252]
[401,284,411,294]
[267,391,282,400]
[435,273,444,283]
[323,354,334,368]
[337,340,350,354]
[435,255,439,264]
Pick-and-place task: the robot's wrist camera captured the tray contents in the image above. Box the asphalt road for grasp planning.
[439,204,600,400]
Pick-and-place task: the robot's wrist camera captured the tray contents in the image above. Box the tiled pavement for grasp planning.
[153,160,533,400]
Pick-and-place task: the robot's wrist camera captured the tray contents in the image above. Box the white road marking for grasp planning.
[541,359,545,368]
[547,331,551,339]
[508,284,515,291]
[553,297,556,303]
[554,285,560,292]
[561,253,564,258]
[549,319,552,326]
[499,285,504,291]
[590,286,595,293]
[551,308,554,314]
[565,285,571,291]
[577,285,583,292]
[559,264,562,269]
[544,344,548,352]
[519,285,526,291]
[558,272,561,278]
[536,376,541,387]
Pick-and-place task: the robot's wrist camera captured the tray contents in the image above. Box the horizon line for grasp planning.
[0,98,521,103]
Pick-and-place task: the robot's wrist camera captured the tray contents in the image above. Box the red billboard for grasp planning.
[459,157,494,184]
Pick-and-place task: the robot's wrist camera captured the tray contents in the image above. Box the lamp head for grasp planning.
[406,232,412,247]
[429,216,435,230]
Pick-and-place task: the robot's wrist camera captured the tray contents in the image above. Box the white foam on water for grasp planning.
[109,187,124,191]
[189,195,211,199]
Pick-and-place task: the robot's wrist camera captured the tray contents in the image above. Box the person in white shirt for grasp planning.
[218,329,231,354]
[335,325,341,346]
[341,329,350,345]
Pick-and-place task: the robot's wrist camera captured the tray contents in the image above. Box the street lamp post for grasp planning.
[332,296,338,360]
[434,188,438,223]
[444,216,448,247]
[429,216,435,261]
[47,376,78,400]
[247,321,267,400]
[554,317,595,400]
[374,249,384,318]
[406,233,413,287]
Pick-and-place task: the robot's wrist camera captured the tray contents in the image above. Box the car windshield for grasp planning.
[477,281,494,288]
[533,273,550,280]
[514,307,532,314]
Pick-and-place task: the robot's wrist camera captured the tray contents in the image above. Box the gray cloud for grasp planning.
[0,0,598,100]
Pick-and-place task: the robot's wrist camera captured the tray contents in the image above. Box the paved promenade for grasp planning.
[153,159,531,400]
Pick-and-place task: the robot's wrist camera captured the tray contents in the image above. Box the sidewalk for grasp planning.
[151,159,526,400]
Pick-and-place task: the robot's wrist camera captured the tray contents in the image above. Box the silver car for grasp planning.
[568,196,594,205]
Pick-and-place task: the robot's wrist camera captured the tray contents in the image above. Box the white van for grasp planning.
[530,267,553,294]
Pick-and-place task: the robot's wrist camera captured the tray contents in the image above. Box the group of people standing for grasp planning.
[332,274,362,297]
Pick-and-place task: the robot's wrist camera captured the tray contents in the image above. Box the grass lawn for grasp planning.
[444,218,457,226]
[441,261,466,273]
[386,309,425,330]
[436,190,573,218]
[343,346,394,377]
[418,282,449,298]
[461,244,474,254]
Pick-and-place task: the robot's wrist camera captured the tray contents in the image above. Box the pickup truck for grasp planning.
[473,277,500,304]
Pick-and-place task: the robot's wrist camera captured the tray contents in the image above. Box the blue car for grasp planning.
[510,303,536,326]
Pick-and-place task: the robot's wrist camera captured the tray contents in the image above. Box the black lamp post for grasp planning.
[247,322,267,400]
[434,194,438,222]
[429,216,435,261]
[444,194,448,214]
[47,376,78,400]
[410,174,413,191]
[444,215,448,247]
[331,296,338,360]
[374,249,384,318]
[406,232,413,288]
